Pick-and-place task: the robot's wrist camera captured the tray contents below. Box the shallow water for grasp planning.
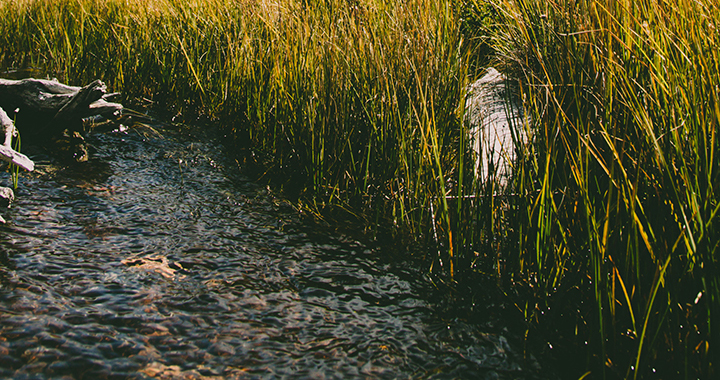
[0,121,544,379]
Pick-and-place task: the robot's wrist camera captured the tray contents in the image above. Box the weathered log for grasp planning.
[0,77,123,163]
[54,80,121,121]
[1,107,26,223]
[0,78,121,114]
[0,78,122,131]
[0,185,11,222]
[0,187,14,208]
[0,77,123,222]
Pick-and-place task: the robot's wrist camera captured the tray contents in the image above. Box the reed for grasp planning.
[484,0,720,377]
[0,0,473,269]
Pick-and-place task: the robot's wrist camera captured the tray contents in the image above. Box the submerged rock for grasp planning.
[121,255,185,280]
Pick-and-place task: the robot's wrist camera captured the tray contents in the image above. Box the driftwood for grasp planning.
[0,78,122,123]
[0,107,33,171]
[0,77,123,219]
[0,78,123,167]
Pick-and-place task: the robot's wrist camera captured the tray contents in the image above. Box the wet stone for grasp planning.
[0,187,13,208]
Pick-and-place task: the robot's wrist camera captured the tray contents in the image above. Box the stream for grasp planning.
[0,119,545,379]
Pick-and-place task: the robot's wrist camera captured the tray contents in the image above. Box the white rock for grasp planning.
[465,67,527,189]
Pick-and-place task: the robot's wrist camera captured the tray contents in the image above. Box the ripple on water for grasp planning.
[0,124,545,379]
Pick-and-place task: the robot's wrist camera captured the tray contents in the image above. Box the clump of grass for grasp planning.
[0,0,476,272]
[10,124,20,189]
[486,0,720,377]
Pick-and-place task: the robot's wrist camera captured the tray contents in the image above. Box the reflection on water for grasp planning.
[0,121,545,379]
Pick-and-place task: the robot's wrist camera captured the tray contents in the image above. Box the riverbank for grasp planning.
[2,0,718,378]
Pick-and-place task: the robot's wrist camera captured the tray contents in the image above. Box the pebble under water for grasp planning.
[0,121,545,379]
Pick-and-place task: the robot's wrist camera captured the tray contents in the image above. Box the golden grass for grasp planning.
[0,0,473,271]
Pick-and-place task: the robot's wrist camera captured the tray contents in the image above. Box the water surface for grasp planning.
[0,121,544,379]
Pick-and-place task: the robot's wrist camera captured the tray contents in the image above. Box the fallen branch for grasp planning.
[0,77,122,129]
[0,106,34,171]
[0,77,123,163]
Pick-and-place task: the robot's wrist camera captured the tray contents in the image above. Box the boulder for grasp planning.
[465,67,527,190]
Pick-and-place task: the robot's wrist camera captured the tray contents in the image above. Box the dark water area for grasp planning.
[0,119,546,379]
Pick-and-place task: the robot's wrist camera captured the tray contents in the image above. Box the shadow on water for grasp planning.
[0,118,549,379]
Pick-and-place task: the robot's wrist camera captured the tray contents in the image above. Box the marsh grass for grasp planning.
[0,0,474,269]
[486,0,720,377]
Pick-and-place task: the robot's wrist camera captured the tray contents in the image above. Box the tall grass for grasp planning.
[0,0,472,271]
[484,0,720,377]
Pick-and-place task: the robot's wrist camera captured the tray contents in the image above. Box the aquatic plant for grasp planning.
[10,121,20,189]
